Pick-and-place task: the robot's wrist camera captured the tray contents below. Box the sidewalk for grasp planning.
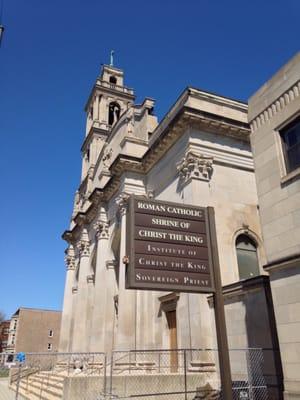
[0,378,25,400]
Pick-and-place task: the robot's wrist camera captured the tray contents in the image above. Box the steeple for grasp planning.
[81,63,135,183]
[85,64,135,137]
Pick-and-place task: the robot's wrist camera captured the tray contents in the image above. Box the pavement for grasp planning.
[0,378,25,400]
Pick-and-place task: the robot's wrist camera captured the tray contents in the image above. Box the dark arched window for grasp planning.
[109,76,117,85]
[108,102,121,126]
[236,234,259,280]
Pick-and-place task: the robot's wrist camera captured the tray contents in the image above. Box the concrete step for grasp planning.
[20,378,63,398]
[190,360,215,367]
[33,373,65,384]
[17,379,63,400]
[26,378,63,391]
[188,366,216,373]
[10,373,64,400]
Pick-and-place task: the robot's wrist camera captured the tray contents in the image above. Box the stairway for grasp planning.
[10,371,65,400]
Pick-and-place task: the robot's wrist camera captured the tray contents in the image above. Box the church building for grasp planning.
[59,60,287,398]
[59,61,267,353]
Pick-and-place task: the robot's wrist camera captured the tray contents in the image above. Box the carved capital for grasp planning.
[116,192,130,216]
[87,166,95,179]
[72,286,78,294]
[94,220,109,240]
[77,229,90,257]
[102,147,113,169]
[87,274,95,284]
[65,245,76,270]
[177,151,213,183]
[147,189,155,199]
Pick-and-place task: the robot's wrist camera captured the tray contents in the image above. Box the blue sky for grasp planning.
[0,0,299,319]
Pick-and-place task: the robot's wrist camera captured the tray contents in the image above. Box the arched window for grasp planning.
[236,234,259,280]
[109,76,117,85]
[108,102,121,126]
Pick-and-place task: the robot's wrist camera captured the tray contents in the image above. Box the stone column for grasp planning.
[89,219,110,352]
[59,245,76,352]
[71,229,90,352]
[94,95,100,121]
[177,149,215,349]
[114,193,136,350]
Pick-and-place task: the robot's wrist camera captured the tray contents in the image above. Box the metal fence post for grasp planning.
[246,349,256,400]
[103,354,107,395]
[184,350,187,400]
[158,351,161,374]
[15,363,21,400]
[109,352,113,398]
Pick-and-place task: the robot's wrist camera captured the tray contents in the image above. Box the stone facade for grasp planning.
[6,308,61,353]
[248,52,300,400]
[60,64,266,358]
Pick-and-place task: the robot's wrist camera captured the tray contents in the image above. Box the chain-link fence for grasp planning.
[0,352,106,400]
[108,348,271,400]
[0,349,278,400]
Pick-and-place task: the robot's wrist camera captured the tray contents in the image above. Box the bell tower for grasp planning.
[81,61,135,182]
[85,64,135,135]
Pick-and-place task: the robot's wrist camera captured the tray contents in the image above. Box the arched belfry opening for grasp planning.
[108,102,121,126]
[236,234,259,280]
[109,75,117,85]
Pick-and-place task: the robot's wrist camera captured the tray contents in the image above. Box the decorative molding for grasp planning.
[87,274,95,284]
[177,151,213,183]
[126,104,135,135]
[250,80,300,131]
[106,259,118,270]
[72,286,78,294]
[77,229,90,257]
[64,245,76,270]
[159,292,180,313]
[87,165,95,179]
[63,91,251,237]
[116,192,130,215]
[102,147,113,169]
[147,189,155,199]
[94,220,109,240]
[264,252,300,273]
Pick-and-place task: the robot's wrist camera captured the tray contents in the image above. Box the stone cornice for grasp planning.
[84,81,135,111]
[81,127,108,153]
[263,252,300,273]
[207,275,270,305]
[249,80,300,132]
[63,88,251,243]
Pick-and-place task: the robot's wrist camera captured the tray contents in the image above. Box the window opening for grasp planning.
[236,234,259,280]
[108,102,121,126]
[109,76,117,85]
[280,116,300,173]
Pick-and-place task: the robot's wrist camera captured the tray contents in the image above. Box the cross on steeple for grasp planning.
[110,50,114,67]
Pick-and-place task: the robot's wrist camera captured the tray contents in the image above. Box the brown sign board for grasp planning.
[126,195,215,293]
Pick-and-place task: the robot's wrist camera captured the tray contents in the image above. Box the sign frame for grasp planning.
[125,195,215,294]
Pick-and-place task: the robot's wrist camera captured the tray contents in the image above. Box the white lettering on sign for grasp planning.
[138,258,168,268]
[183,276,209,286]
[137,201,202,218]
[139,230,168,239]
[151,217,191,230]
[146,244,186,255]
[136,273,179,284]
[138,229,204,244]
[137,202,166,212]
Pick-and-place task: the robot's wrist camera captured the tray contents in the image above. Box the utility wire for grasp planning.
[0,0,4,47]
[0,0,4,24]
